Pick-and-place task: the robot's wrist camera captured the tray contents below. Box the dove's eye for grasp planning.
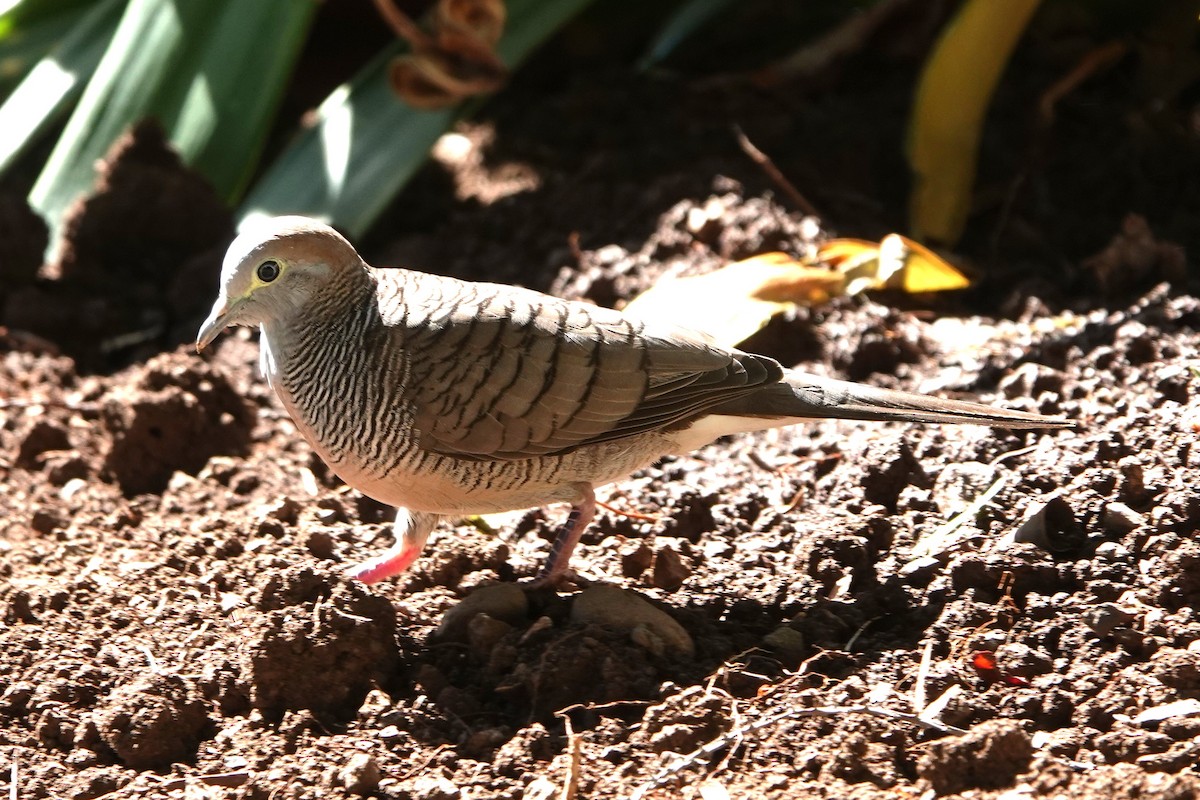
[257,260,281,283]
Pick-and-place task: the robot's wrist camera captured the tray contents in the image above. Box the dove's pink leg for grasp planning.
[348,509,439,584]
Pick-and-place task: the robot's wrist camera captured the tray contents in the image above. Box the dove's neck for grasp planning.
[258,271,390,464]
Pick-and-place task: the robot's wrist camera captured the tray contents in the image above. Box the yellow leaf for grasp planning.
[820,234,970,294]
[622,252,844,346]
[623,238,968,348]
[882,234,970,292]
[907,0,1042,246]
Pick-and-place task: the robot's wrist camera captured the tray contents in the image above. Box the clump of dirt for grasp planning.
[241,566,399,721]
[100,352,255,495]
[91,673,210,770]
[1,120,233,371]
[917,719,1034,794]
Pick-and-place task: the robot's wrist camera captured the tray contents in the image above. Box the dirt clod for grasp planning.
[242,566,398,720]
[92,673,209,770]
[916,720,1034,794]
[101,353,254,495]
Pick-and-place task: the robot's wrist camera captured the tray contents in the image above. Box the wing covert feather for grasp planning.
[382,270,782,460]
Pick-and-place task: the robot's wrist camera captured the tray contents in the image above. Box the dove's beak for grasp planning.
[196,300,232,352]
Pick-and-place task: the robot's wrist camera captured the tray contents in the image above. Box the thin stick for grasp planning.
[596,498,662,523]
[561,715,581,800]
[913,639,933,715]
[734,126,821,218]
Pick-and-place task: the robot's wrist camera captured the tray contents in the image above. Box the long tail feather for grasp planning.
[713,369,1076,430]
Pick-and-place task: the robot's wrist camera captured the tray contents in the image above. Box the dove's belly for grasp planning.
[323,435,670,514]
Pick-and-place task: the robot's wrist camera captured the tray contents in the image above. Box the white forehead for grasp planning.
[221,215,336,278]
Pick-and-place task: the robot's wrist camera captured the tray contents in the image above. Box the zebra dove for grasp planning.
[197,216,1073,585]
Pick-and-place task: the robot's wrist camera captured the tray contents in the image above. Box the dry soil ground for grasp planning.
[3,8,1200,799]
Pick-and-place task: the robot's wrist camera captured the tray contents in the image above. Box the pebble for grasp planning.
[1008,495,1084,554]
[338,752,380,796]
[1084,603,1136,637]
[931,461,1000,515]
[523,777,557,800]
[60,478,88,501]
[407,770,460,800]
[1094,541,1130,562]
[570,585,694,657]
[651,543,691,591]
[762,626,805,662]
[1102,501,1146,535]
[436,584,528,641]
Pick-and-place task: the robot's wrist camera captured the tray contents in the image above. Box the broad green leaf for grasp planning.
[0,0,95,94]
[0,0,122,175]
[29,0,316,258]
[0,0,96,43]
[240,0,599,239]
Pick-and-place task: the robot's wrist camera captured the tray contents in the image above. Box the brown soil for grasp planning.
[3,6,1200,799]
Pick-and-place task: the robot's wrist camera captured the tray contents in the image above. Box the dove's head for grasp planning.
[196,216,362,350]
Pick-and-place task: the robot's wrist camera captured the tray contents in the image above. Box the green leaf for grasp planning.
[239,0,599,239]
[0,0,96,95]
[637,0,736,71]
[0,0,123,175]
[28,0,316,258]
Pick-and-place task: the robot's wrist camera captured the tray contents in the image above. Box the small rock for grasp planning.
[1006,495,1085,554]
[994,642,1053,677]
[466,613,514,655]
[900,556,941,580]
[997,362,1064,400]
[358,688,392,716]
[59,477,88,501]
[1094,542,1130,562]
[701,538,734,559]
[1084,603,1136,637]
[523,777,557,800]
[29,508,66,535]
[338,753,380,796]
[570,585,694,658]
[651,543,691,591]
[621,541,653,578]
[406,769,460,800]
[316,497,348,523]
[762,626,805,663]
[166,470,196,492]
[932,462,1001,515]
[1103,502,1146,535]
[259,497,301,525]
[436,583,528,642]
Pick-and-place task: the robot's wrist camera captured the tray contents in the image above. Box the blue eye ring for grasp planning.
[257,260,281,283]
